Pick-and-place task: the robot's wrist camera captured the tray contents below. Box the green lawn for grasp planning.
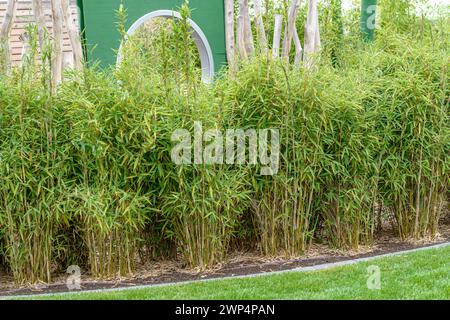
[28,245,450,300]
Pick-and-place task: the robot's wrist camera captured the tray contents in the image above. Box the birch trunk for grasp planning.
[61,0,83,70]
[224,0,236,70]
[272,14,283,59]
[51,0,63,89]
[254,0,268,54]
[282,0,301,63]
[0,0,18,74]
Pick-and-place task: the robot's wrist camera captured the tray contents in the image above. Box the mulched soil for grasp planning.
[1,219,449,297]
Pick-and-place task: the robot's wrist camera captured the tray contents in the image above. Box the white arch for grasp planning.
[117,10,215,83]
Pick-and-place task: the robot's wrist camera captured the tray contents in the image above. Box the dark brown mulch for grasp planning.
[1,222,449,298]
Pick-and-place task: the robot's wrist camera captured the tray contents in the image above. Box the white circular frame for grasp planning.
[117,10,215,83]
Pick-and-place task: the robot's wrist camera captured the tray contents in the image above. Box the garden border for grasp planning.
[2,241,449,299]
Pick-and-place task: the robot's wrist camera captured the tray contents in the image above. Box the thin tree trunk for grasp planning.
[282,0,301,63]
[293,27,303,68]
[314,11,321,51]
[272,14,283,59]
[238,0,254,57]
[304,0,320,69]
[32,0,47,52]
[0,0,18,74]
[61,0,83,70]
[254,0,268,54]
[51,0,63,89]
[236,15,247,59]
[224,0,236,70]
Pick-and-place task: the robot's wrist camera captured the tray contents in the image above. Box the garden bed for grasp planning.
[1,221,449,297]
[0,0,448,299]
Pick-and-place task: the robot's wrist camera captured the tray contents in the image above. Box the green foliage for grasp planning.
[379,0,419,35]
[373,35,448,239]
[0,1,448,284]
[321,0,344,67]
[219,58,323,255]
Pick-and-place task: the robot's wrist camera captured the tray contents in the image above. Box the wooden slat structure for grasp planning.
[0,0,79,67]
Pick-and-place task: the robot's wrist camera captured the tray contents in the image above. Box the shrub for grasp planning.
[0,0,447,284]
[373,35,448,239]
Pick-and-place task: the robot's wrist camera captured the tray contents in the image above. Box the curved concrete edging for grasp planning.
[2,242,449,299]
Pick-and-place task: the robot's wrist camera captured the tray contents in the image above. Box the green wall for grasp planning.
[361,0,378,42]
[79,0,227,73]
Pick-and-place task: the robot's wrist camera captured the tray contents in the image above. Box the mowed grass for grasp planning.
[28,245,450,300]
